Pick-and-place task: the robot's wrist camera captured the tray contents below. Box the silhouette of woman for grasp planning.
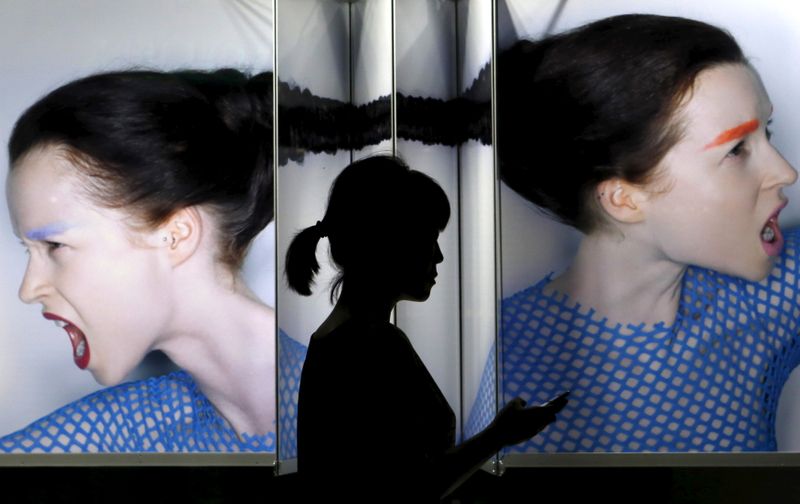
[286,155,568,501]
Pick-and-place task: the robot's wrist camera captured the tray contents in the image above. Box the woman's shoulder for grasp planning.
[50,370,197,418]
[310,318,399,348]
[779,226,800,269]
[504,273,555,299]
[104,369,197,405]
[279,328,308,356]
[278,328,308,378]
[0,371,196,453]
[758,225,800,279]
[784,225,800,242]
[502,273,563,315]
[303,319,409,381]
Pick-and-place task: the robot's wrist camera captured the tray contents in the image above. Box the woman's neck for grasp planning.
[547,229,686,328]
[154,267,276,438]
[314,287,396,338]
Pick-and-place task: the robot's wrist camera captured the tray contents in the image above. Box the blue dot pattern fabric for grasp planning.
[278,329,307,459]
[500,228,800,452]
[0,370,275,453]
[464,345,496,440]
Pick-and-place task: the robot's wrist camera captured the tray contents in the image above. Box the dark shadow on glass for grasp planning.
[277,69,491,166]
[397,63,491,146]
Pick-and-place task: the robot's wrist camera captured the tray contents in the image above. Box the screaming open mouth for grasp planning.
[43,313,91,369]
[761,219,777,243]
[761,202,787,257]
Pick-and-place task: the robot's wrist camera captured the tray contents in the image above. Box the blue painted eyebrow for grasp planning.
[25,222,71,241]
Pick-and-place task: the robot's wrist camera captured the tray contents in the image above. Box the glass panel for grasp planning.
[275,0,393,469]
[457,0,497,454]
[351,0,394,157]
[394,0,462,439]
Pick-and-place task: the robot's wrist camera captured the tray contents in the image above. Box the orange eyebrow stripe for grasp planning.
[703,119,760,150]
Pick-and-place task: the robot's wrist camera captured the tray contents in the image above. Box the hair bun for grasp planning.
[10,68,275,270]
[177,69,275,265]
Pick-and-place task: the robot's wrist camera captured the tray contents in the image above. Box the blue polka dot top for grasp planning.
[0,370,275,453]
[500,228,800,452]
[0,330,309,453]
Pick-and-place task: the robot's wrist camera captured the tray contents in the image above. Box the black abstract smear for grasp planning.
[398,61,491,147]
[278,62,491,165]
[278,82,391,164]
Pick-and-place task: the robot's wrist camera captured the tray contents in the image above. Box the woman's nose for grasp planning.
[18,256,49,304]
[766,146,798,189]
[434,242,444,264]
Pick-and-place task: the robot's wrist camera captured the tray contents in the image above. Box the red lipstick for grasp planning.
[43,312,90,369]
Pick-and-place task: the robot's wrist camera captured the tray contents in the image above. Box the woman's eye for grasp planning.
[726,141,746,158]
[45,241,64,252]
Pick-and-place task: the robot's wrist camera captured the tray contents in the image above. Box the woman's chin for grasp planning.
[720,256,777,283]
[90,367,125,387]
[399,289,433,303]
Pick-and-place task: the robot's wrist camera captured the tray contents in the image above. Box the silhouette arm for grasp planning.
[431,393,569,498]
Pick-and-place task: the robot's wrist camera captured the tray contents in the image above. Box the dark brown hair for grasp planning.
[9,69,273,269]
[497,14,746,231]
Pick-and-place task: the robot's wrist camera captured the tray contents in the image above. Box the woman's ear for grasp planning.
[595,178,646,224]
[157,206,203,267]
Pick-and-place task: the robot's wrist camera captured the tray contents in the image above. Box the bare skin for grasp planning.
[9,144,276,439]
[548,64,797,329]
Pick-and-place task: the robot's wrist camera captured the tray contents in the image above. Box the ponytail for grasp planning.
[285,221,327,296]
[177,69,275,267]
[284,155,450,302]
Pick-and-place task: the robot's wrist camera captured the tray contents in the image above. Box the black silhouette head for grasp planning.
[286,155,450,304]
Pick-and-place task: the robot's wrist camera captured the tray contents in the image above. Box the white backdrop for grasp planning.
[498,0,800,451]
[0,0,275,437]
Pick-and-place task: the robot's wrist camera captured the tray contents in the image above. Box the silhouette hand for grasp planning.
[490,392,569,447]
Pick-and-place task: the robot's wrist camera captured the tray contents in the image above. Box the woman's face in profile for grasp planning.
[6,145,173,386]
[396,226,443,302]
[641,63,797,281]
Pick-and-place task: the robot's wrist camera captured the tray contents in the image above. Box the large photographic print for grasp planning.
[497,0,800,455]
[0,0,276,456]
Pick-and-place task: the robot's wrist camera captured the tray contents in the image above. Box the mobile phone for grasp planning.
[542,390,570,407]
